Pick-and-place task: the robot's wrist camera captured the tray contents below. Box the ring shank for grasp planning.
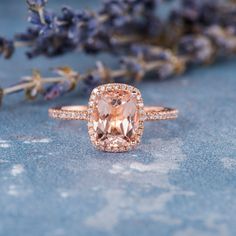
[144,106,178,121]
[49,106,88,121]
[49,105,178,121]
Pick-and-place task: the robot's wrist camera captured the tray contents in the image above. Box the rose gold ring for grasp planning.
[49,83,178,152]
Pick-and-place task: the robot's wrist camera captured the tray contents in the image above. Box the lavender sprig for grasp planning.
[169,0,236,35]
[2,23,236,106]
[1,0,161,59]
[1,0,236,106]
[1,45,185,105]
[1,0,236,59]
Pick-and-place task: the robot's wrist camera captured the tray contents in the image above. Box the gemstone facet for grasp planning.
[88,84,144,152]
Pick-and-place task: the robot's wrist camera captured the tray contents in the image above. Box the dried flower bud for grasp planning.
[44,80,75,100]
[27,0,48,11]
[178,35,214,64]
[130,44,175,62]
[0,37,15,59]
[28,9,54,28]
[25,70,43,100]
[156,63,175,79]
[82,70,102,94]
[205,26,236,54]
[120,57,144,81]
[15,28,39,43]
[44,66,78,100]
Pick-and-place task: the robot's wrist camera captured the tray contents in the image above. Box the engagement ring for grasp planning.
[49,83,178,152]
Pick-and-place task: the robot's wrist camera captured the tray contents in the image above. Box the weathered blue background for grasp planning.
[0,1,236,236]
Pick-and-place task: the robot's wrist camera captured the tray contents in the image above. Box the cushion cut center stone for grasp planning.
[91,89,140,150]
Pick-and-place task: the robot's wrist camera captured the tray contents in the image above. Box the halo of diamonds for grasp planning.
[87,83,145,152]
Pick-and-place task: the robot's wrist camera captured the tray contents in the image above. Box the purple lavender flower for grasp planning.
[205,26,236,54]
[77,10,99,43]
[44,80,73,100]
[120,57,144,81]
[82,72,102,94]
[26,33,74,58]
[100,0,130,27]
[101,0,159,36]
[28,9,54,28]
[178,35,213,64]
[0,37,15,59]
[27,0,48,10]
[15,28,39,43]
[44,67,78,100]
[169,0,231,36]
[130,44,150,58]
[156,63,175,79]
[130,44,172,61]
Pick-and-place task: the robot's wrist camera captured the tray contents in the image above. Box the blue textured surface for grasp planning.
[0,1,236,236]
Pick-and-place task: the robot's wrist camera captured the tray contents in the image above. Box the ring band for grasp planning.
[49,105,178,121]
[49,83,178,152]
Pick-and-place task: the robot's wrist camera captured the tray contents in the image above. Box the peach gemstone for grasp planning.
[90,87,142,151]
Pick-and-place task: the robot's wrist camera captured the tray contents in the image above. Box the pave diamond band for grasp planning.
[49,105,178,121]
[143,106,178,121]
[49,106,88,120]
